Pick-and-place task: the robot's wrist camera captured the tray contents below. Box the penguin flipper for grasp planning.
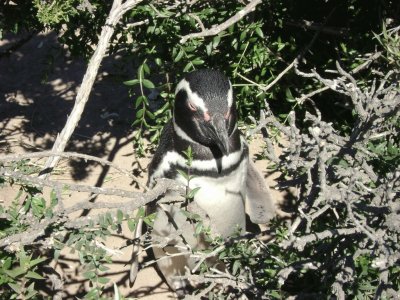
[245,158,275,224]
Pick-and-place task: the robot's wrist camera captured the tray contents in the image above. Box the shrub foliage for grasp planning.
[0,0,399,298]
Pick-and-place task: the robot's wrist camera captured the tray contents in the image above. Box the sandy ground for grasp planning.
[0,32,288,299]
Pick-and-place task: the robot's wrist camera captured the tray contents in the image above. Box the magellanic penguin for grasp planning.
[147,69,275,293]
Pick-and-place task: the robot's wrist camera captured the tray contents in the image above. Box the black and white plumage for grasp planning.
[147,69,275,292]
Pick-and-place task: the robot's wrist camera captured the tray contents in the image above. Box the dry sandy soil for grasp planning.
[0,32,288,299]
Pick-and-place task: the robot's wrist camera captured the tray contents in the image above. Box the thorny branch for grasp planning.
[0,158,184,250]
[248,53,400,298]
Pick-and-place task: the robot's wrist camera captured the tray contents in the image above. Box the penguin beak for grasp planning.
[204,113,229,155]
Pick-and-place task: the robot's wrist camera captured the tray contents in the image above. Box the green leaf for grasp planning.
[134,96,144,109]
[155,58,162,66]
[137,65,144,80]
[54,249,61,260]
[98,265,110,272]
[85,288,100,299]
[142,79,155,89]
[5,267,25,278]
[183,62,192,72]
[127,219,137,232]
[192,58,205,65]
[97,276,110,284]
[136,108,144,119]
[255,27,264,38]
[177,169,189,181]
[174,48,184,62]
[8,282,21,293]
[269,290,281,298]
[206,42,213,56]
[239,30,247,42]
[50,189,58,207]
[25,289,38,300]
[195,223,203,236]
[212,35,221,48]
[137,206,146,218]
[132,120,141,128]
[232,260,241,275]
[3,257,12,270]
[123,79,140,86]
[83,271,96,280]
[32,195,46,209]
[142,62,150,75]
[26,271,44,280]
[340,42,347,53]
[187,187,201,199]
[285,88,295,102]
[24,196,32,213]
[277,43,285,51]
[146,110,155,120]
[144,213,155,227]
[117,210,124,223]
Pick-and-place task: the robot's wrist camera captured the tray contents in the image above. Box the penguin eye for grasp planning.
[188,101,197,112]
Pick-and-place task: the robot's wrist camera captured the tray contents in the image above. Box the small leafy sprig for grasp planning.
[176,146,201,203]
[1,248,46,300]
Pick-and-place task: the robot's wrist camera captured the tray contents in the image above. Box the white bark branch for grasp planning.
[40,0,143,178]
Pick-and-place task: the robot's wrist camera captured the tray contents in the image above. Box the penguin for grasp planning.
[146,69,275,293]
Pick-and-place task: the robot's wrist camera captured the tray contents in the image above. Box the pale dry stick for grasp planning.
[1,168,143,199]
[188,267,252,290]
[139,249,193,269]
[238,9,331,95]
[180,0,262,43]
[0,175,183,249]
[294,52,383,104]
[0,150,146,189]
[191,244,225,273]
[1,168,182,212]
[281,227,360,251]
[186,282,217,299]
[277,261,319,287]
[345,200,380,244]
[40,0,144,178]
[295,86,329,104]
[262,59,298,92]
[188,13,205,31]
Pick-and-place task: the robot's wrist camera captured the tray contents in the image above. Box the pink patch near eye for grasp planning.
[188,102,197,111]
[204,111,211,122]
[224,110,230,120]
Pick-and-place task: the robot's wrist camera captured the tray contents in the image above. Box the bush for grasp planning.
[0,1,399,298]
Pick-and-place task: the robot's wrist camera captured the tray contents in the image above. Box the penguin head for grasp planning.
[174,69,237,155]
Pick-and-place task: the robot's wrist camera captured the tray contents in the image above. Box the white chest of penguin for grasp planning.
[175,152,248,238]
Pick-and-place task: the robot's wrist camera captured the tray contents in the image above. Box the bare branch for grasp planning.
[1,168,143,198]
[282,227,361,251]
[0,175,184,250]
[0,150,143,188]
[180,0,262,43]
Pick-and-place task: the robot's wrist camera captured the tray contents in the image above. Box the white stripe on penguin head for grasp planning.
[175,78,207,112]
[227,81,233,107]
